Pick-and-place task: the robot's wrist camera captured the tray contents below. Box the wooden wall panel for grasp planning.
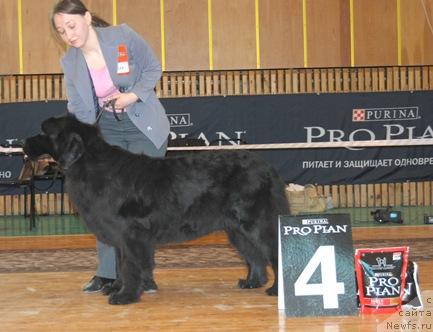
[3,64,433,103]
[22,0,65,74]
[0,0,19,74]
[401,0,433,65]
[117,0,161,61]
[212,0,256,70]
[307,0,350,68]
[354,0,398,66]
[165,0,209,71]
[259,0,303,69]
[85,0,113,25]
[5,0,433,74]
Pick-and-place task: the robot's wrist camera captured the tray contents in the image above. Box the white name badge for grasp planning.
[117,61,129,75]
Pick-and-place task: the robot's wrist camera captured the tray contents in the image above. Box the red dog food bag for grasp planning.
[355,247,409,314]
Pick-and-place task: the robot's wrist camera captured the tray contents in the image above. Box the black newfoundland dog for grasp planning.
[24,115,290,305]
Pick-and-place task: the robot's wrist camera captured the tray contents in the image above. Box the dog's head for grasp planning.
[24,115,99,170]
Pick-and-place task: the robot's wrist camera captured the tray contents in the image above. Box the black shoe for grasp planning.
[82,276,115,293]
[142,279,158,293]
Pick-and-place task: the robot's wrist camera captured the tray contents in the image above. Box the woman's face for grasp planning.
[54,12,91,49]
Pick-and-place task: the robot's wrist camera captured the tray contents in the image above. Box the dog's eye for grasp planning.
[40,130,48,137]
[44,130,61,139]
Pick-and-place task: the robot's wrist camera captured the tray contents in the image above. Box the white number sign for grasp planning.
[278,214,357,317]
[294,245,345,309]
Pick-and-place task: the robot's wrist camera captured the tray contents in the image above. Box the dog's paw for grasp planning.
[102,279,122,296]
[238,278,262,289]
[101,283,119,296]
[101,284,113,296]
[108,292,140,305]
[265,285,278,296]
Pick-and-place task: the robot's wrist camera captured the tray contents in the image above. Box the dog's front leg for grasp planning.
[108,239,156,305]
[108,255,142,305]
[138,243,157,293]
[102,247,123,296]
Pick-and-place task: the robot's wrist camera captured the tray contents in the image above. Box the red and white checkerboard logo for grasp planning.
[352,109,365,122]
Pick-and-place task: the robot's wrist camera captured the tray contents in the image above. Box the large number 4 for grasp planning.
[294,245,345,309]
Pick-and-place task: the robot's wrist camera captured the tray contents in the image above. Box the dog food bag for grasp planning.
[355,247,409,314]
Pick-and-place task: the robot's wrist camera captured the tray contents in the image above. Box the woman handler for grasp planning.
[51,0,169,293]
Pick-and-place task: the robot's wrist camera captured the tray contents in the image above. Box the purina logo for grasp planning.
[352,107,420,122]
[371,257,395,270]
[168,113,192,127]
[168,113,247,146]
[301,218,329,225]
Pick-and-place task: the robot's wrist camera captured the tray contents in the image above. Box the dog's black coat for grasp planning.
[24,115,290,305]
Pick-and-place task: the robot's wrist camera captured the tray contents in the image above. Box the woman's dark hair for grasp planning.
[50,0,110,33]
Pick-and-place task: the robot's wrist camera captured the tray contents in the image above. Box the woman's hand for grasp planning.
[107,92,139,109]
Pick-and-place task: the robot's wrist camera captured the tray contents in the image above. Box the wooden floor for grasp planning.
[1,226,433,331]
[2,225,433,250]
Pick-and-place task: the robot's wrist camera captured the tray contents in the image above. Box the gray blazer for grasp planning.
[61,24,170,149]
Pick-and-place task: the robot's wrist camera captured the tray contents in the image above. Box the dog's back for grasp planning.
[138,149,289,241]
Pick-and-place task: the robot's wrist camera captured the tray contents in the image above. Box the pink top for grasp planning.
[89,66,122,112]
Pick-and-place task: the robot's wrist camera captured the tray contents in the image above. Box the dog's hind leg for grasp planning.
[225,226,269,290]
[256,222,279,296]
[265,244,278,296]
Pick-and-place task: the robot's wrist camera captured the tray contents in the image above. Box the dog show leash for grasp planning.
[95,99,124,124]
[88,67,124,124]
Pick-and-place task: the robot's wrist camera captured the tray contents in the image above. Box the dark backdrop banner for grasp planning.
[163,91,433,185]
[1,92,433,186]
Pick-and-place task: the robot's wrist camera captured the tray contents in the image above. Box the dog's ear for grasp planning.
[41,117,62,136]
[58,133,85,169]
